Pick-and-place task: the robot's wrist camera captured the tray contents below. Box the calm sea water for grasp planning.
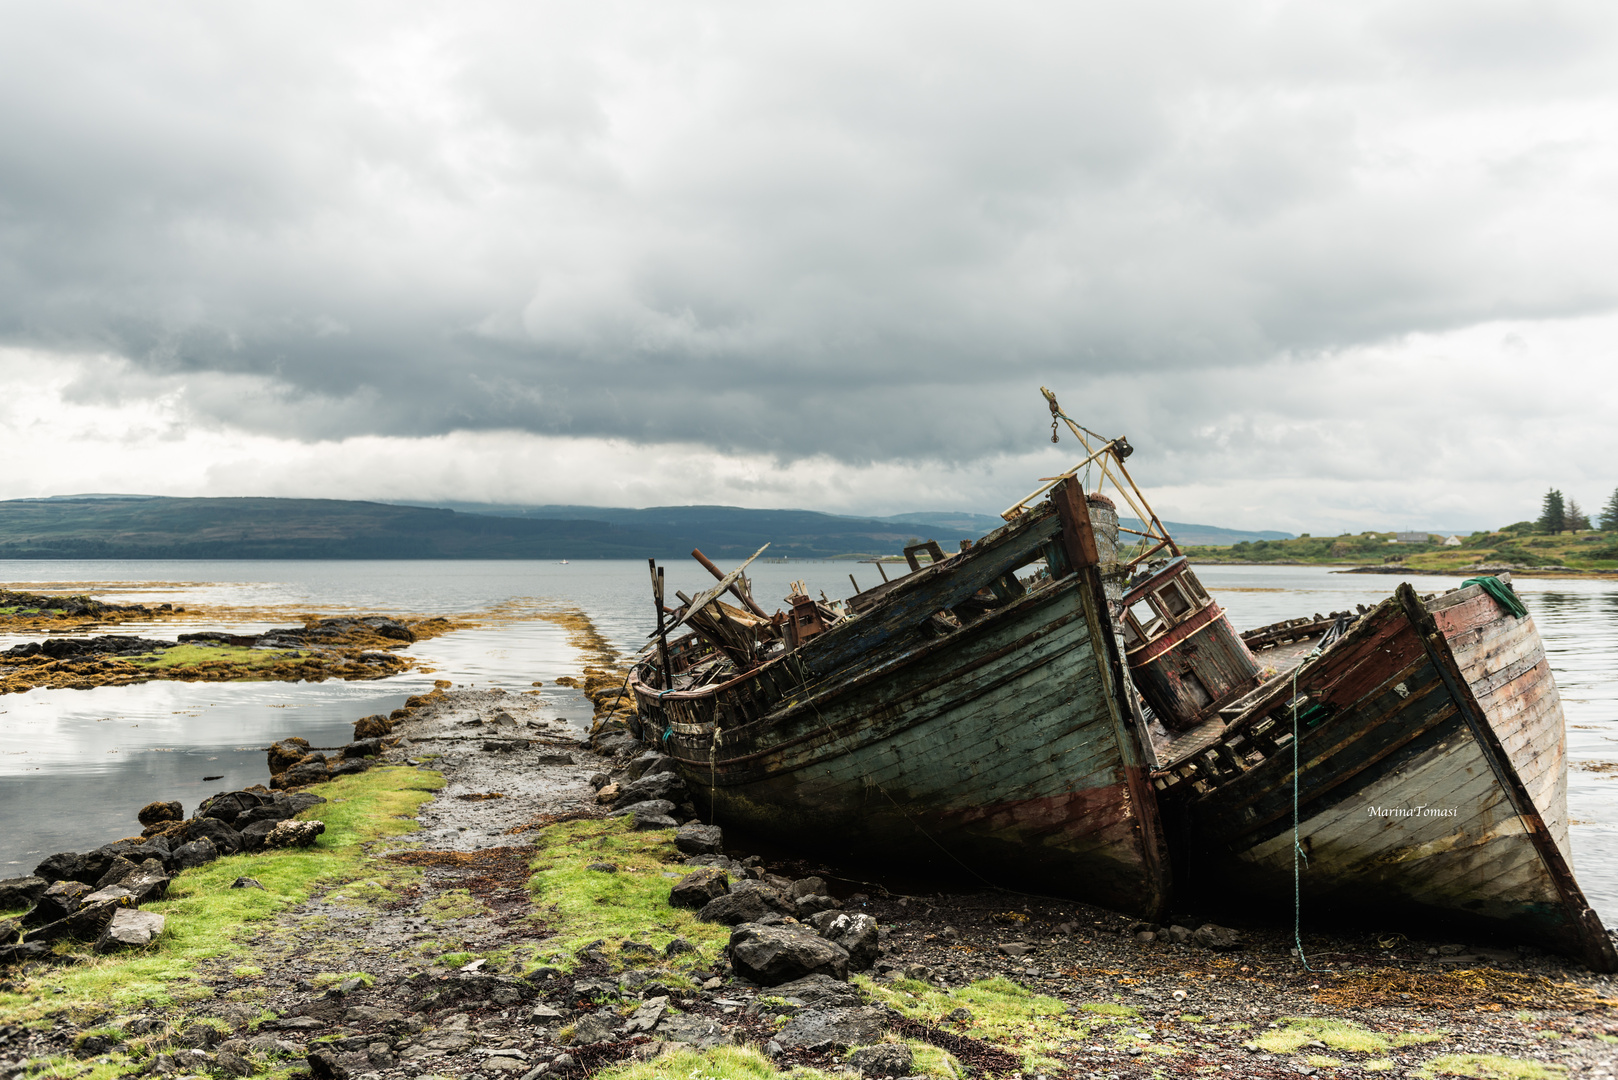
[2,559,1614,923]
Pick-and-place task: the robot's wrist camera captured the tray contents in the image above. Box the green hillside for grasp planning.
[1187,524,1618,573]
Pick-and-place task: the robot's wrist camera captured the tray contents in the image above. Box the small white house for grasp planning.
[1443,535,1462,546]
[1394,531,1434,544]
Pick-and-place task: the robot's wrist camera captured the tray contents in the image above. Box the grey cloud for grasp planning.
[3,0,1617,467]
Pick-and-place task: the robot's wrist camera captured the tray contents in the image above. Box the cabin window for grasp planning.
[1185,575,1209,601]
[1129,599,1163,640]
[1157,583,1191,618]
[1121,616,1142,648]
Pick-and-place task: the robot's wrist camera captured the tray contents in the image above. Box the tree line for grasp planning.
[1537,487,1618,534]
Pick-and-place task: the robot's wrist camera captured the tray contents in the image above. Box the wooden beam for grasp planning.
[1051,476,1100,571]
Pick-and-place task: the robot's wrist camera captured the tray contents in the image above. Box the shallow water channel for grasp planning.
[2,559,1615,927]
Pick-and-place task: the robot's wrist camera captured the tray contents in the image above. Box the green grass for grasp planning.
[527,818,731,970]
[1416,1054,1568,1079]
[595,1044,838,1080]
[0,766,441,1022]
[125,644,306,671]
[1256,1017,1392,1054]
[858,973,1088,1072]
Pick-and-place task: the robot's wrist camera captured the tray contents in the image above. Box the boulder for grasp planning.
[851,1043,913,1077]
[66,896,131,940]
[24,880,92,926]
[267,737,311,776]
[199,793,247,824]
[789,876,829,899]
[810,912,880,972]
[697,884,790,926]
[95,856,140,891]
[94,908,165,952]
[185,817,244,856]
[239,820,279,852]
[342,738,382,759]
[728,923,850,985]
[0,876,47,910]
[632,812,677,831]
[120,866,172,905]
[279,791,328,815]
[170,836,220,870]
[329,758,371,777]
[130,835,171,862]
[675,823,723,856]
[306,1048,349,1080]
[794,894,842,918]
[264,820,325,849]
[273,758,330,790]
[565,1012,619,1045]
[767,973,865,1009]
[0,941,51,967]
[352,714,392,740]
[33,851,88,885]
[1193,924,1241,951]
[624,752,677,782]
[82,885,134,906]
[774,1007,887,1051]
[137,800,183,827]
[611,771,688,808]
[669,867,729,909]
[235,803,295,828]
[607,799,676,819]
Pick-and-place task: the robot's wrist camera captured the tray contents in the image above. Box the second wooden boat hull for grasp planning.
[1164,583,1614,970]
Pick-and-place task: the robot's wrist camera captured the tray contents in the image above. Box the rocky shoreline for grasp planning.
[3,678,1618,1079]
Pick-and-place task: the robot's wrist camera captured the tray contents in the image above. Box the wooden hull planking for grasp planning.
[1165,583,1615,970]
[634,491,1171,919]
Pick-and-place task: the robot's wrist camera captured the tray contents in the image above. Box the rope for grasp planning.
[1292,648,1324,972]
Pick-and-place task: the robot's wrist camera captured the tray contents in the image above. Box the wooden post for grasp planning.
[649,559,673,687]
[1051,477,1100,572]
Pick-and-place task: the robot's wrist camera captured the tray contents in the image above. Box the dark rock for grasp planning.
[235,803,295,828]
[669,867,729,909]
[0,940,51,966]
[199,793,246,824]
[307,1048,349,1080]
[768,973,865,1008]
[0,876,47,909]
[24,880,92,926]
[239,820,279,853]
[664,936,696,958]
[95,856,140,891]
[607,799,675,819]
[267,738,312,776]
[632,812,677,830]
[566,1012,619,1045]
[810,912,880,972]
[121,865,171,905]
[1193,924,1241,951]
[1167,925,1193,944]
[231,877,266,890]
[214,1050,254,1077]
[33,851,87,885]
[851,1043,913,1077]
[789,876,829,899]
[185,817,243,856]
[611,771,688,808]
[774,1006,887,1051]
[585,862,618,873]
[624,752,677,782]
[698,880,792,924]
[137,801,184,827]
[675,823,723,856]
[728,923,850,985]
[996,941,1031,958]
[170,837,220,870]
[279,791,327,814]
[794,894,842,918]
[329,758,371,777]
[343,738,382,759]
[274,759,330,790]
[66,896,129,940]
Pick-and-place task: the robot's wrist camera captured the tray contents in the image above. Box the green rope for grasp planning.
[1462,576,1528,619]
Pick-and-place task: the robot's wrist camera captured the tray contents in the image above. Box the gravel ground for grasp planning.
[5,688,1617,1080]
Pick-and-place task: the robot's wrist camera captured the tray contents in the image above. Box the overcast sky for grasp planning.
[2,0,1615,533]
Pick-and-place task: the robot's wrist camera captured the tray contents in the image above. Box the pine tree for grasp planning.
[1538,489,1566,534]
[1566,498,1591,532]
[1601,487,1618,531]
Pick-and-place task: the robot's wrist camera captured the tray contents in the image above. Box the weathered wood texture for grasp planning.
[632,496,1170,918]
[1165,585,1614,969]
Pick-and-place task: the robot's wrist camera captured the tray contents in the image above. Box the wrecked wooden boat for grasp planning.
[629,442,1173,918]
[1146,571,1616,970]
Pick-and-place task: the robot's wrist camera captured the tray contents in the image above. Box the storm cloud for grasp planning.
[2,1,1616,528]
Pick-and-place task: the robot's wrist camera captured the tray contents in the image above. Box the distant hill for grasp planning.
[0,496,1292,560]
